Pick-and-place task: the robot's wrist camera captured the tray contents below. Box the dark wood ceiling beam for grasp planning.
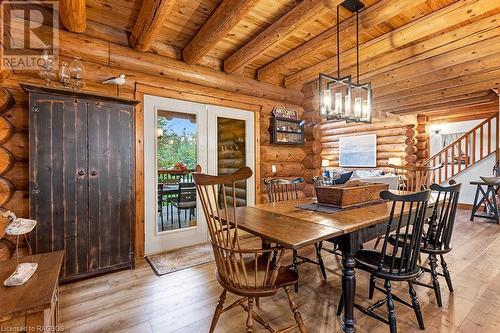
[130,0,175,51]
[284,0,500,88]
[183,0,260,65]
[223,0,343,74]
[59,0,86,33]
[256,0,425,82]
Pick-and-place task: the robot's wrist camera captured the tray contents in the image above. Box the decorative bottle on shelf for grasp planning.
[69,56,86,90]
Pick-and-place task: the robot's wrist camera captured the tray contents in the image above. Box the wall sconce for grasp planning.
[429,125,442,135]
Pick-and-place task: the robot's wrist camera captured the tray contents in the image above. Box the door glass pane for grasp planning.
[217,117,247,206]
[157,110,197,231]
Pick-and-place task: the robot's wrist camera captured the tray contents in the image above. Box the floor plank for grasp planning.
[59,209,500,332]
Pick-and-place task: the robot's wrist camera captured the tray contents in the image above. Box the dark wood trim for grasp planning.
[21,84,139,105]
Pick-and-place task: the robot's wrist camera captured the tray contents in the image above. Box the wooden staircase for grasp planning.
[421,113,499,184]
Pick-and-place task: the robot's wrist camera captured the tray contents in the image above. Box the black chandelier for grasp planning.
[318,0,372,124]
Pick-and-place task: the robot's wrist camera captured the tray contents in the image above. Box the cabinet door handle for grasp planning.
[78,170,85,176]
[91,170,97,176]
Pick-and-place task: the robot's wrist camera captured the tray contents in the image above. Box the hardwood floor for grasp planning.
[59,209,500,332]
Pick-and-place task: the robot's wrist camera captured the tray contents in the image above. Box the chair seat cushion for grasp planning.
[354,249,420,280]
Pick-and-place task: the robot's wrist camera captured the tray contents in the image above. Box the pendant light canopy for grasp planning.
[318,0,372,124]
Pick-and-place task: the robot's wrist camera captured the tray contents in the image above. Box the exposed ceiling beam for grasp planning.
[257,0,425,82]
[390,91,499,115]
[377,76,500,112]
[284,0,500,88]
[375,67,500,104]
[59,0,86,33]
[373,52,500,98]
[130,0,175,51]
[223,0,343,74]
[183,0,260,65]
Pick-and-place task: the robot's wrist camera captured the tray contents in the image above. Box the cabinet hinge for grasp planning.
[32,106,40,113]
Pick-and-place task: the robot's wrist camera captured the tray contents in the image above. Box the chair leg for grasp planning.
[385,280,397,333]
[440,255,453,293]
[336,293,344,316]
[369,275,376,300]
[209,290,227,333]
[374,236,382,249]
[315,242,327,280]
[246,297,254,333]
[292,250,299,292]
[429,254,443,307]
[408,281,425,330]
[284,287,307,333]
[177,208,182,229]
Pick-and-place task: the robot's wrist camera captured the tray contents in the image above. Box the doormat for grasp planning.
[146,243,214,276]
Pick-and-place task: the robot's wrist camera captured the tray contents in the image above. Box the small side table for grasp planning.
[470,180,500,224]
[0,251,64,332]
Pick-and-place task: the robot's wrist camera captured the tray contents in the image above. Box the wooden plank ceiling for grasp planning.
[67,0,499,115]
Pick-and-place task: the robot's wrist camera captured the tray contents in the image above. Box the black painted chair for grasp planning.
[168,182,197,229]
[390,181,461,307]
[264,177,327,292]
[337,189,431,333]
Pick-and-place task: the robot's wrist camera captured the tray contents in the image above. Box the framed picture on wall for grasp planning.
[339,133,377,167]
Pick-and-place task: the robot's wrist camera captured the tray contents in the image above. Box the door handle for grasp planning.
[91,170,97,176]
[78,170,85,176]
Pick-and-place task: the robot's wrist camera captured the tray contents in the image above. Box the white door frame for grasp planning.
[143,95,255,255]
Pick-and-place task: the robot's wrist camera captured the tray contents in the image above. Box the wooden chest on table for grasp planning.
[315,181,389,208]
[0,251,64,332]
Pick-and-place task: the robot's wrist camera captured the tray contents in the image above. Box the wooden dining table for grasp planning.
[230,194,435,333]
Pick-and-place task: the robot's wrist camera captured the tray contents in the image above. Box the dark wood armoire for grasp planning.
[22,84,138,282]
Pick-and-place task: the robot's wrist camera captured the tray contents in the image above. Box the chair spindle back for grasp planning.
[424,182,461,251]
[264,178,304,203]
[193,166,285,293]
[390,164,443,192]
[379,190,431,276]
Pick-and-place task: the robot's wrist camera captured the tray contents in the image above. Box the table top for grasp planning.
[0,251,64,318]
[232,193,436,249]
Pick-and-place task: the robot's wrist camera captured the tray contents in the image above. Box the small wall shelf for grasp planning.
[271,117,304,145]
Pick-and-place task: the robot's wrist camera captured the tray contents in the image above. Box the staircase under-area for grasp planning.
[421,113,499,184]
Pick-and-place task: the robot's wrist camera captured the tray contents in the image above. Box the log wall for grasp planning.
[0,18,306,259]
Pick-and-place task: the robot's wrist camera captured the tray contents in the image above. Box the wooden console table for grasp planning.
[0,251,64,332]
[470,180,499,224]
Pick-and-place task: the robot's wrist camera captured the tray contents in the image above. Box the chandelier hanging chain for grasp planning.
[337,5,340,78]
[356,10,359,86]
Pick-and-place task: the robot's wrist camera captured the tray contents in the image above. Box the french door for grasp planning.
[143,95,255,255]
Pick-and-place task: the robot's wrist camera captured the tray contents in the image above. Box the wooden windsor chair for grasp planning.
[389,163,443,192]
[193,167,307,333]
[388,180,461,308]
[337,190,432,333]
[264,178,327,292]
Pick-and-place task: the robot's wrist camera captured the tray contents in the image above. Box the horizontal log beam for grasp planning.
[6,18,303,104]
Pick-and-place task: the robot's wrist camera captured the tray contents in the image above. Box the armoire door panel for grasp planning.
[29,94,89,277]
[88,102,134,271]
[62,99,89,277]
